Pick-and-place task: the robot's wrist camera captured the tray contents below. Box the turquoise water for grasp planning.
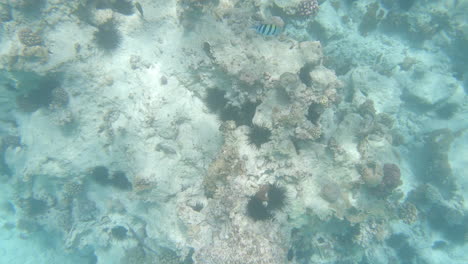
[0,0,467,263]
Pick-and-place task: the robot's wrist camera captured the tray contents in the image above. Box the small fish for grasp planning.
[135,2,143,17]
[252,24,282,36]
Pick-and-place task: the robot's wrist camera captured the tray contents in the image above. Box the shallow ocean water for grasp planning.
[0,0,467,263]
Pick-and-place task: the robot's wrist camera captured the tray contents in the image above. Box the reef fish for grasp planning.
[135,2,143,17]
[252,24,282,36]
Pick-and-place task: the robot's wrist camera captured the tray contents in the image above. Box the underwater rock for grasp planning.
[423,129,458,198]
[350,67,401,113]
[403,72,460,106]
[309,66,341,91]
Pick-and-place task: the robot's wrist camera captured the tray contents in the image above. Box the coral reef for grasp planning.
[18,28,43,47]
[381,163,402,193]
[358,162,402,197]
[296,0,319,17]
[203,139,244,197]
[49,87,69,110]
[2,0,465,263]
[359,2,385,36]
[358,161,383,188]
[0,3,12,22]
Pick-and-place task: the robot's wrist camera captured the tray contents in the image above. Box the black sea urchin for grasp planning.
[111,226,128,240]
[219,101,259,127]
[204,88,227,113]
[247,196,271,221]
[306,102,325,124]
[248,125,272,149]
[111,171,132,190]
[435,103,459,119]
[266,183,287,211]
[246,183,288,221]
[90,165,110,185]
[94,21,121,51]
[112,0,134,15]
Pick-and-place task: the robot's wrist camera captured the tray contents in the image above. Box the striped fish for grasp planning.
[252,24,282,36]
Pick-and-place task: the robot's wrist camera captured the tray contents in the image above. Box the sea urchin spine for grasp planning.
[248,125,272,149]
[246,183,288,221]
